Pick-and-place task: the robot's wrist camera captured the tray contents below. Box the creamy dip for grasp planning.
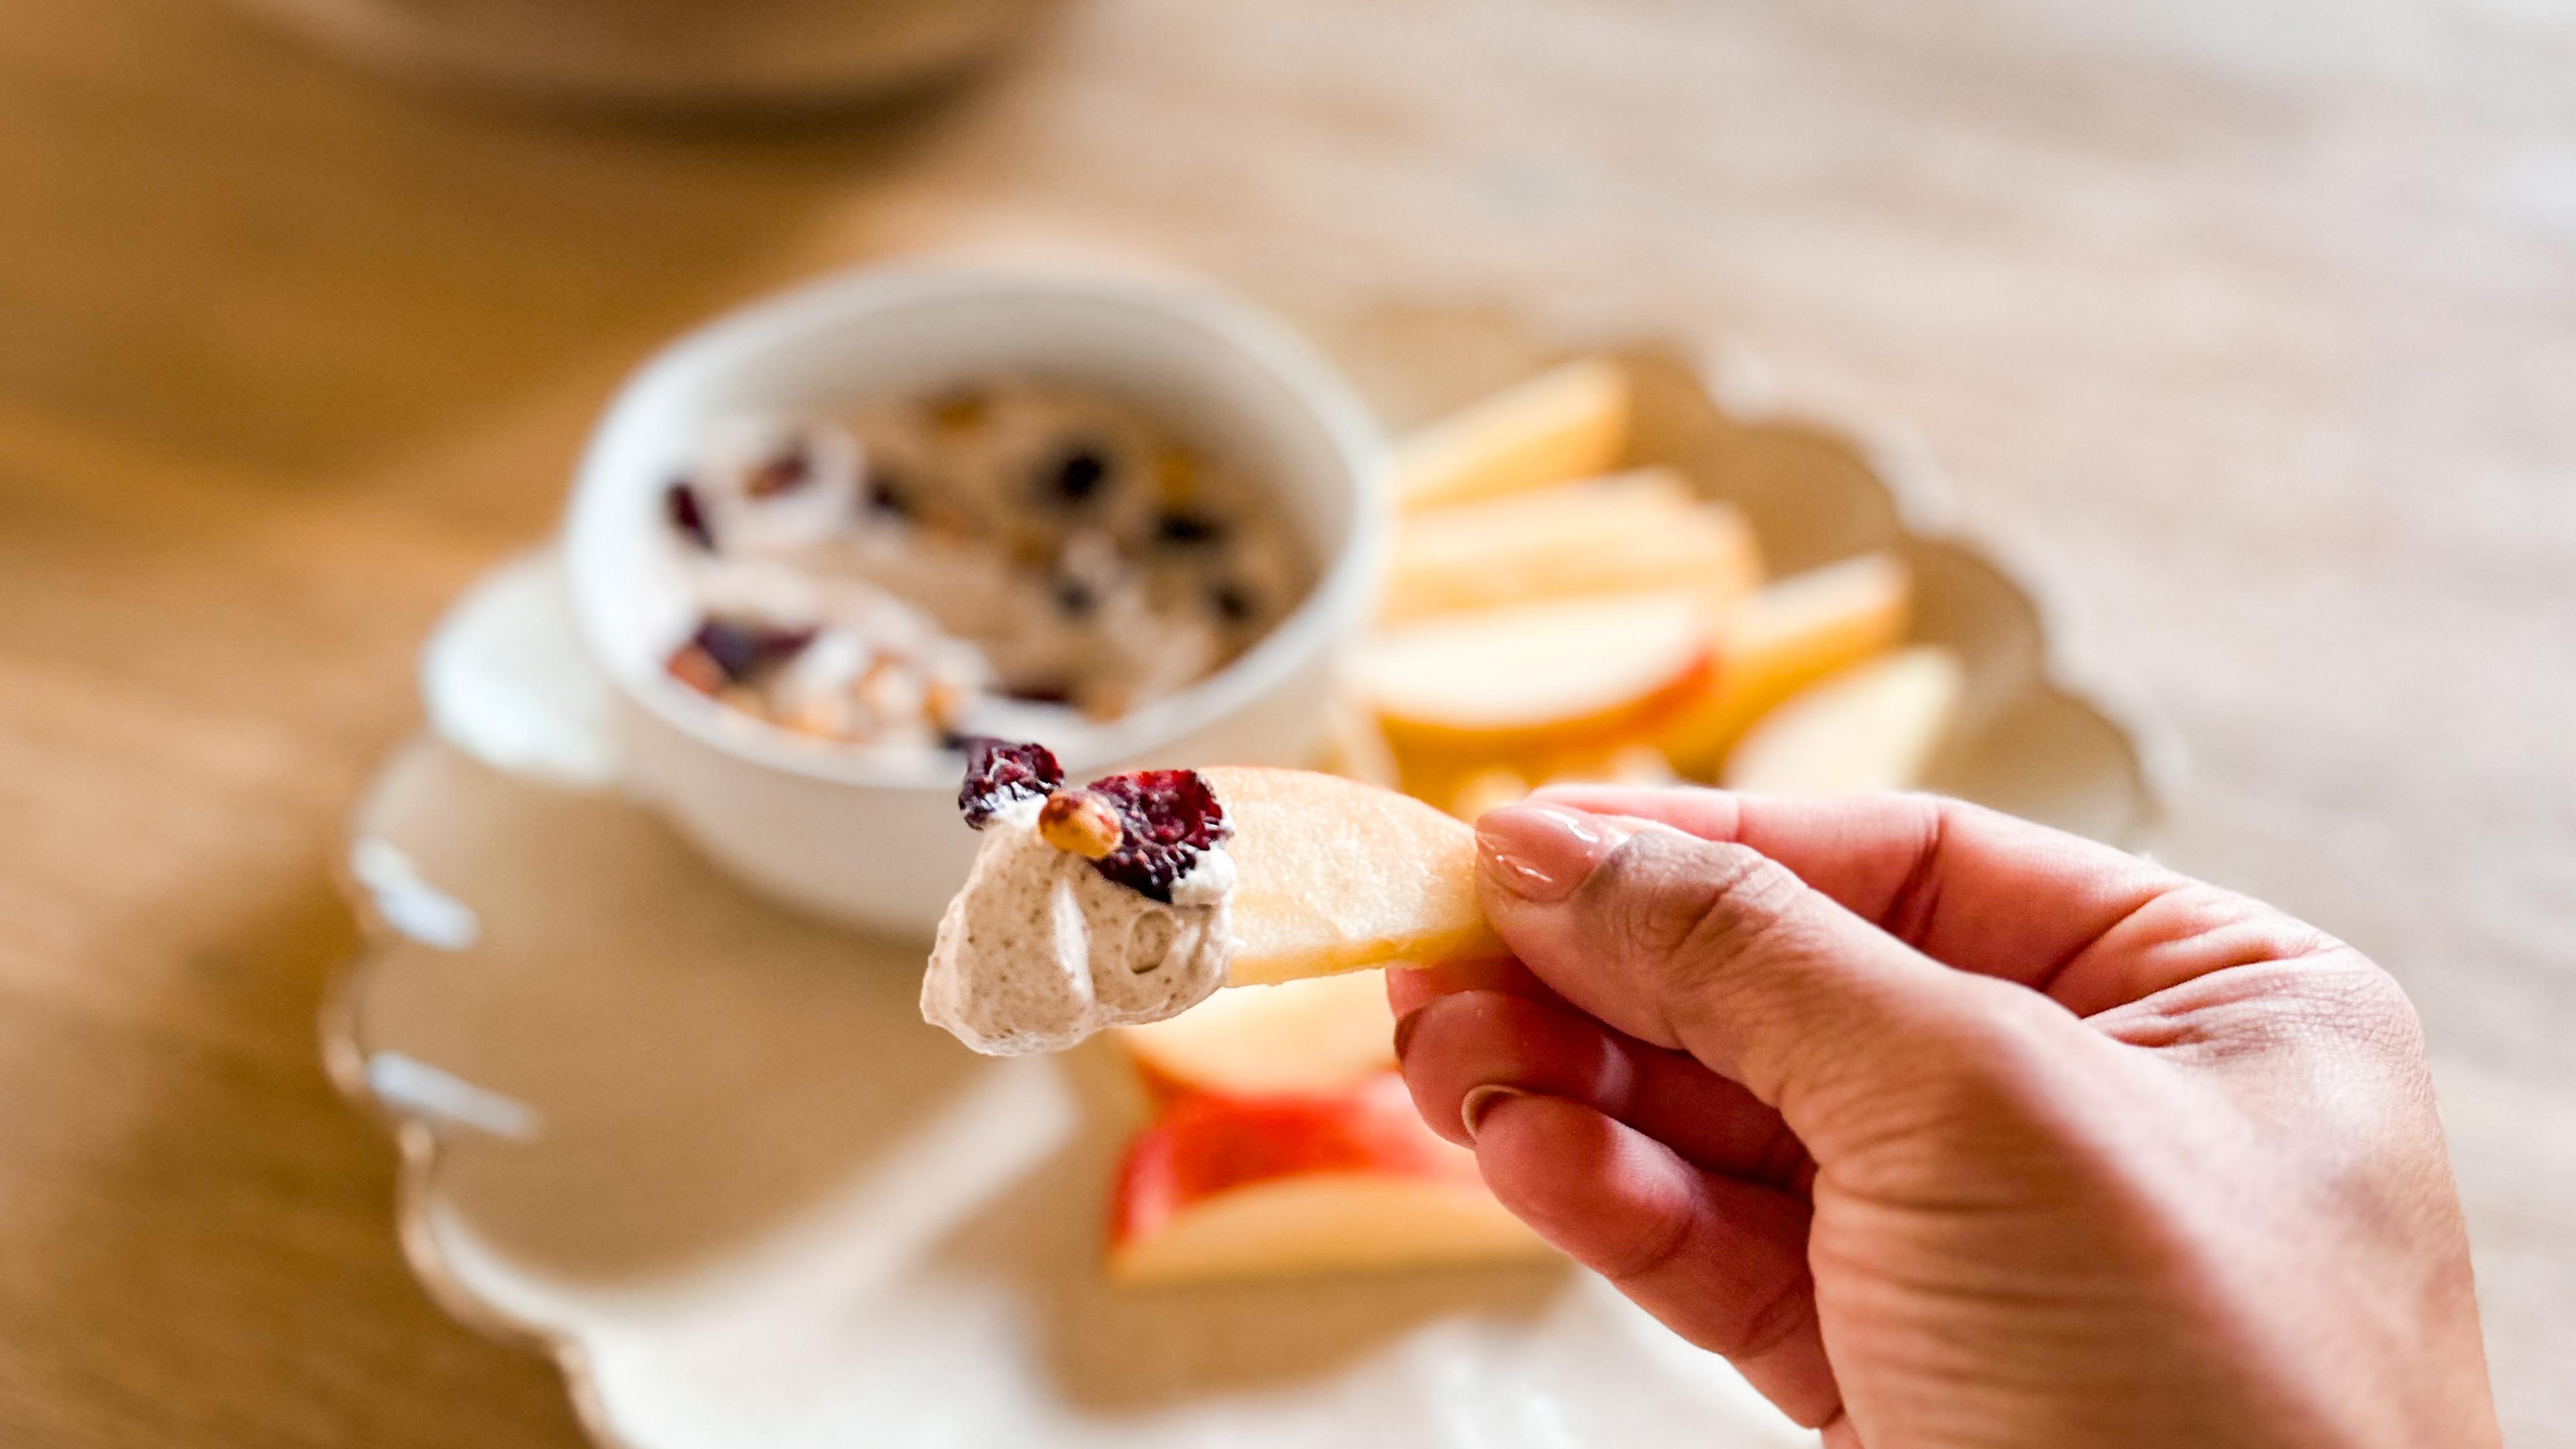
[658,382,1311,753]
[921,796,1236,1055]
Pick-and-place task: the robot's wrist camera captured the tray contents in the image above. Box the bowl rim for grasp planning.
[562,262,1391,794]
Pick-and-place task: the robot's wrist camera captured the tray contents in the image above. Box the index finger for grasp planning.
[1521,785,2320,1015]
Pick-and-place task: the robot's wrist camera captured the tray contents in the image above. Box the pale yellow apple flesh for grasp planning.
[1721,644,1966,794]
[1112,969,1397,1099]
[1105,1077,1553,1285]
[1382,468,1761,621]
[1391,358,1631,511]
[1658,551,1913,777]
[1434,741,1678,820]
[1358,589,1717,755]
[1201,766,1507,987]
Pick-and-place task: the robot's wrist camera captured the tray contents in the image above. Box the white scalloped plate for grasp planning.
[327,304,2171,1449]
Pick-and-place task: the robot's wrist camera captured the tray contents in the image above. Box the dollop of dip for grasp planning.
[922,741,1237,1055]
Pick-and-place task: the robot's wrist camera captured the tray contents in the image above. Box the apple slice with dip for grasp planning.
[920,739,1505,1055]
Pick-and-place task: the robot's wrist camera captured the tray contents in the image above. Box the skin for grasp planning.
[1391,786,2498,1449]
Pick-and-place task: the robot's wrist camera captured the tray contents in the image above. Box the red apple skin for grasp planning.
[1107,1076,1479,1252]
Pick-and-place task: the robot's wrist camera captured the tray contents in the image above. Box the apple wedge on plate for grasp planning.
[1381,468,1761,622]
[1113,969,1397,1100]
[1721,645,1965,794]
[1106,1075,1554,1284]
[1356,589,1717,757]
[1658,551,1914,777]
[1391,358,1631,511]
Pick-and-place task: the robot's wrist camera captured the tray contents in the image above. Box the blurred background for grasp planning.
[1,0,2570,1444]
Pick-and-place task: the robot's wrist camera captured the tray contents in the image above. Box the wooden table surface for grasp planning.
[3,0,2569,1443]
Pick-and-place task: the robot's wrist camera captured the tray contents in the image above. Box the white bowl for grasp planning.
[559,265,1387,938]
[232,0,1048,111]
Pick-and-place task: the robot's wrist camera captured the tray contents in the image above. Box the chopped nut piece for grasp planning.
[665,643,727,694]
[782,696,849,738]
[1038,789,1126,859]
[743,442,813,498]
[1152,449,1200,504]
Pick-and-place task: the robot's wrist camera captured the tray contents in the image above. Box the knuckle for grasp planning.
[1724,1267,1821,1363]
[1588,835,1804,987]
[1833,979,2083,1157]
[2302,955,2427,1058]
[1923,987,2063,1101]
[1595,1185,1701,1285]
[2135,949,2427,1068]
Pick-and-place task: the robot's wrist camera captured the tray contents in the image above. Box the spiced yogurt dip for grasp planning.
[657,379,1314,751]
[923,741,1237,1055]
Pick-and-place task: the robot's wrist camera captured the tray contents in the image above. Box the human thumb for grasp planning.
[1474,802,2055,1150]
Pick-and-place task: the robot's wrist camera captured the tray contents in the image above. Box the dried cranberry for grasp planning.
[745,442,812,499]
[1152,510,1225,547]
[1040,447,1112,506]
[1085,769,1230,902]
[689,618,815,684]
[957,738,1065,828]
[665,482,715,551]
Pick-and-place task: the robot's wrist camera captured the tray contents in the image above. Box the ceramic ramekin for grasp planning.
[559,264,1387,938]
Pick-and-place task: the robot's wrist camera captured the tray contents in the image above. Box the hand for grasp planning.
[1391,786,2497,1448]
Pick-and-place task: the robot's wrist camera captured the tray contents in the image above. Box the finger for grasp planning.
[1522,785,2157,976]
[1385,954,1563,1019]
[1473,802,2059,1147]
[1395,987,1807,1189]
[1471,1092,1842,1430]
[1524,786,2324,1014]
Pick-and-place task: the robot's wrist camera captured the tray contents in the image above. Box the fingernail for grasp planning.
[1460,1083,1527,1140]
[1391,1007,1424,1062]
[1477,804,1629,903]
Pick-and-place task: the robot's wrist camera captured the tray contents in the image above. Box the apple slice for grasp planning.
[1721,645,1966,795]
[1114,969,1395,1099]
[1358,589,1716,757]
[1658,552,1913,777]
[1383,469,1761,621]
[1433,743,1678,820]
[1106,1075,1553,1284]
[1442,765,1533,822]
[1202,766,1506,986]
[1392,359,1631,511]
